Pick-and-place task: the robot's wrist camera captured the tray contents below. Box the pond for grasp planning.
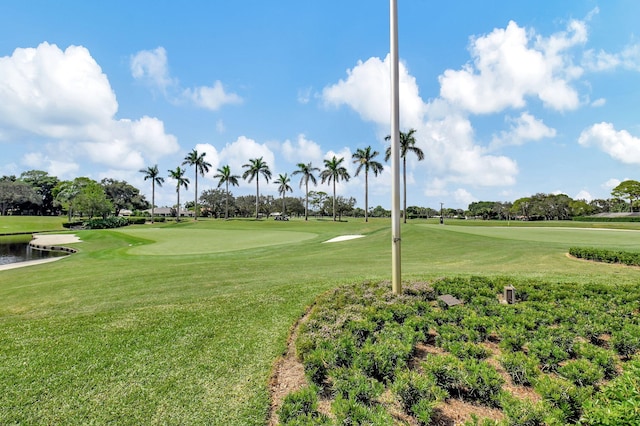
[0,235,67,266]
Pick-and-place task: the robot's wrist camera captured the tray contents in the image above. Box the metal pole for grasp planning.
[390,0,401,295]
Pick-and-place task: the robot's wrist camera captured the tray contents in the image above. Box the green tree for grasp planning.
[611,180,640,212]
[168,167,190,222]
[214,165,240,219]
[199,188,231,218]
[292,162,320,221]
[139,165,165,223]
[100,178,148,216]
[242,157,272,219]
[0,180,40,215]
[320,156,351,221]
[19,170,60,215]
[385,128,424,223]
[74,179,112,218]
[182,149,212,221]
[352,146,384,222]
[274,173,293,216]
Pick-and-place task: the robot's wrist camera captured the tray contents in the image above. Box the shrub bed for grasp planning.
[283,277,640,425]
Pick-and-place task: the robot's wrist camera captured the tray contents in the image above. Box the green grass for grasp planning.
[0,216,66,234]
[2,218,640,424]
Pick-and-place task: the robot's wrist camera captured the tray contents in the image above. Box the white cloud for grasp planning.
[182,81,243,111]
[453,188,477,207]
[131,47,242,111]
[322,54,425,129]
[130,47,174,92]
[490,112,556,149]
[574,190,592,202]
[0,42,179,173]
[439,19,583,114]
[216,119,226,133]
[578,122,640,164]
[591,98,606,107]
[297,87,312,104]
[583,43,640,72]
[603,178,621,190]
[0,42,117,139]
[281,134,323,164]
[216,136,276,189]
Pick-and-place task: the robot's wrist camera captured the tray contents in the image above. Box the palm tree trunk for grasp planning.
[403,157,407,224]
[176,187,180,222]
[151,181,155,224]
[255,178,260,219]
[365,171,369,222]
[225,181,229,219]
[304,181,309,221]
[194,174,198,221]
[332,180,336,221]
[282,195,285,216]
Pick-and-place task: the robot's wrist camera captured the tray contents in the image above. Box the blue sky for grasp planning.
[2,1,640,210]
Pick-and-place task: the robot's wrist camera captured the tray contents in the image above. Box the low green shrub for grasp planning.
[331,395,394,425]
[62,220,84,229]
[557,359,604,387]
[278,386,330,425]
[575,343,618,380]
[392,369,445,423]
[84,216,130,229]
[498,392,550,426]
[461,359,505,407]
[534,375,592,423]
[528,338,569,372]
[499,351,540,386]
[127,216,147,225]
[421,353,463,397]
[303,348,329,388]
[611,324,640,359]
[579,358,640,425]
[354,336,410,383]
[329,367,383,406]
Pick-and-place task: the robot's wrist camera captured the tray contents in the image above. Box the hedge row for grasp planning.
[62,216,164,229]
[569,247,640,266]
[573,216,640,222]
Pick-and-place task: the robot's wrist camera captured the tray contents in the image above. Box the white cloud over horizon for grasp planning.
[0,42,179,179]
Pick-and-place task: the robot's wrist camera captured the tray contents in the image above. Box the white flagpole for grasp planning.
[390,0,402,294]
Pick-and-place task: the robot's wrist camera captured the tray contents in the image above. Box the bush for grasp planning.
[62,220,84,229]
[303,348,329,388]
[461,359,505,407]
[499,351,540,386]
[278,386,330,425]
[499,392,550,426]
[392,369,445,422]
[611,324,640,359]
[331,395,394,425]
[84,216,129,229]
[579,358,640,425]
[534,375,592,423]
[528,338,569,372]
[127,216,147,225]
[330,367,383,406]
[575,343,618,380]
[557,359,604,387]
[354,336,411,383]
[421,353,463,396]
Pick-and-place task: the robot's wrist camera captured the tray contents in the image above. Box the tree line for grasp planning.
[3,135,638,221]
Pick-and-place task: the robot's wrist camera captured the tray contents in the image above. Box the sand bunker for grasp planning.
[31,234,81,245]
[323,235,365,243]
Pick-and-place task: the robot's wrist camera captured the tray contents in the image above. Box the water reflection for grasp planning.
[0,235,67,266]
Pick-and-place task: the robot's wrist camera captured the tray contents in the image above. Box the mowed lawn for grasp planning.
[1,217,640,425]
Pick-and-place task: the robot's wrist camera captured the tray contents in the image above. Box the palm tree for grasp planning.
[167,167,190,222]
[385,128,424,223]
[242,157,272,219]
[320,156,350,221]
[352,146,384,222]
[274,173,293,217]
[292,162,320,221]
[214,165,240,219]
[139,165,164,223]
[182,149,212,221]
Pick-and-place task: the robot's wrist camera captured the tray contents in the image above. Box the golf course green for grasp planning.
[1,217,639,425]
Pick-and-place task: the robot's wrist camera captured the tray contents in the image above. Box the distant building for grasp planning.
[145,207,194,217]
